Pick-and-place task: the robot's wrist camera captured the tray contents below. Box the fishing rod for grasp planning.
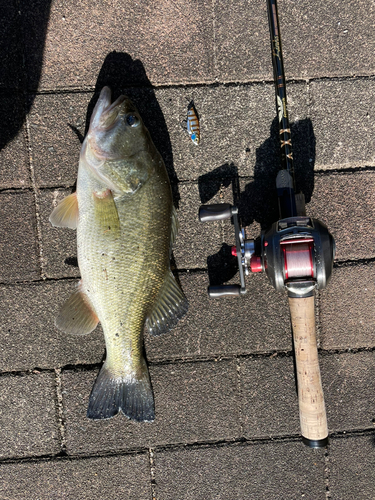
[198,0,335,448]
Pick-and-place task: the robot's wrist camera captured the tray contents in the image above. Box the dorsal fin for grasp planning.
[49,192,78,229]
[146,270,188,336]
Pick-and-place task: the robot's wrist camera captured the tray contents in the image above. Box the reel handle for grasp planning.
[199,204,232,222]
[208,284,245,298]
[289,294,328,448]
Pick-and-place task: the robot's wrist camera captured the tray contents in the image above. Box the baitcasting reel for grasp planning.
[199,199,335,301]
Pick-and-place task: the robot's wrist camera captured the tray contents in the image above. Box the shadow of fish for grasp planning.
[50,86,188,422]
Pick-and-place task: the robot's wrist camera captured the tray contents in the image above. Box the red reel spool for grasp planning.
[282,239,314,280]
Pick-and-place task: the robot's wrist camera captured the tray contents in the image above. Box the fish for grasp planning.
[185,101,200,145]
[50,86,188,422]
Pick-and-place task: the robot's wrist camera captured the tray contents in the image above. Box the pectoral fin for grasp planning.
[55,286,99,335]
[93,189,121,236]
[49,192,78,229]
[146,270,188,336]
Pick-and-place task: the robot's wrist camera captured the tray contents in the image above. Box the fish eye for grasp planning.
[126,114,139,127]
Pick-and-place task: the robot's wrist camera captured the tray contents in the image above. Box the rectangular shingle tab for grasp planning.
[215,0,375,82]
[155,441,326,500]
[0,372,60,459]
[0,453,151,500]
[0,95,30,189]
[240,356,300,439]
[329,435,375,500]
[280,1,375,79]
[23,0,215,91]
[173,183,224,269]
[322,351,375,433]
[310,80,375,169]
[39,188,80,279]
[215,0,271,82]
[308,172,375,261]
[320,264,375,349]
[0,191,40,282]
[28,93,89,188]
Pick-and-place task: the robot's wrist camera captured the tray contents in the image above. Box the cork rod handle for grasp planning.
[288,295,328,447]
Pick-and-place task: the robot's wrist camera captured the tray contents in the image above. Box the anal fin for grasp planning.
[146,270,188,336]
[55,285,99,335]
[49,192,78,229]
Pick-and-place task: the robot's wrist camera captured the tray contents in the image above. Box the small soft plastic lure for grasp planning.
[186,101,200,145]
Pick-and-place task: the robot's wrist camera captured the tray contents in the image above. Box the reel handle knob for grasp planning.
[208,284,245,298]
[199,204,232,222]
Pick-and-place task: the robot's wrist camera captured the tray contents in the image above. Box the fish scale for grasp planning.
[78,162,171,373]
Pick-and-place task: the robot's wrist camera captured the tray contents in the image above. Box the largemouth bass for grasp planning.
[50,86,188,422]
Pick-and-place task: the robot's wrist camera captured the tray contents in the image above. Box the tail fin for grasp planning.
[87,362,155,422]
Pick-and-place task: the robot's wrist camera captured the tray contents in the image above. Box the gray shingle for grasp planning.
[155,441,326,500]
[0,191,40,282]
[322,351,375,433]
[320,264,375,350]
[0,372,60,459]
[329,435,375,500]
[0,453,151,500]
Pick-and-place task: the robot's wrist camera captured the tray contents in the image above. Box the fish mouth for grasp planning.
[90,87,136,131]
[98,95,127,130]
[87,87,139,162]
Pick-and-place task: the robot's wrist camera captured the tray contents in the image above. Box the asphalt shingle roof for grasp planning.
[0,0,374,498]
